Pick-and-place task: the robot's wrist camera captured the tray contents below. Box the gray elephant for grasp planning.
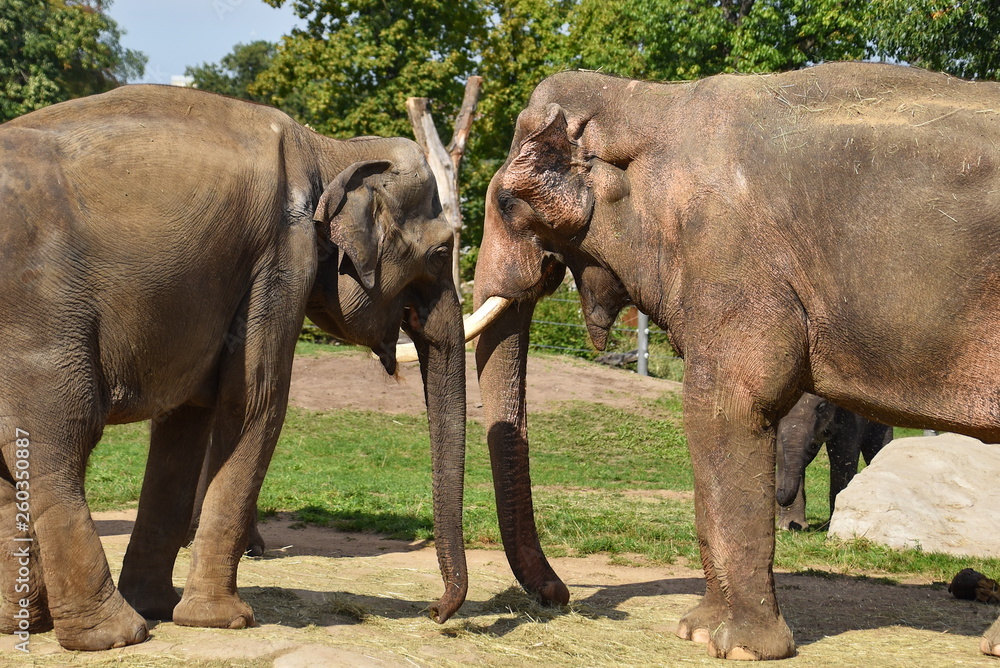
[775,393,892,531]
[0,84,468,650]
[462,62,1000,660]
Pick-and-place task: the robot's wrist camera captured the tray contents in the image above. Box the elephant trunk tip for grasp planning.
[775,485,797,508]
[538,579,571,607]
[429,585,467,624]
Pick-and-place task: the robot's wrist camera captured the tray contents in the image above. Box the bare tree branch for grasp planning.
[407,76,483,297]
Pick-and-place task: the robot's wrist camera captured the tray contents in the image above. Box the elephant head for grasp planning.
[306,139,469,622]
[454,83,648,605]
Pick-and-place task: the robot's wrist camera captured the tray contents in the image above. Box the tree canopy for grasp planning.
[256,0,486,138]
[235,0,990,258]
[0,0,145,122]
[186,41,276,104]
[869,1,1000,80]
[560,0,871,81]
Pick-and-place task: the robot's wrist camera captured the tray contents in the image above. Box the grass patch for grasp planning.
[294,340,366,357]
[86,357,1000,586]
[86,421,148,511]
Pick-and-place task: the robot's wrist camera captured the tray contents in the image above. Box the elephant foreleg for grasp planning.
[826,427,861,515]
[171,277,305,630]
[188,451,266,558]
[776,483,809,531]
[677,375,795,660]
[674,300,803,661]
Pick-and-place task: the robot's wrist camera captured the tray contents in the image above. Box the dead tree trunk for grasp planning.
[406,76,482,297]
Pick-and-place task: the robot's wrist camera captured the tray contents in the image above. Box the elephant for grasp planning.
[464,62,1000,660]
[0,84,471,650]
[775,393,892,531]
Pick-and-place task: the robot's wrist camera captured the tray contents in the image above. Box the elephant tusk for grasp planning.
[390,296,512,364]
[393,345,420,364]
[463,295,513,341]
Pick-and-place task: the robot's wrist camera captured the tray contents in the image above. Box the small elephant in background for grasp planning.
[775,393,893,531]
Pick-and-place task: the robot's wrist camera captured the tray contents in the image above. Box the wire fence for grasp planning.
[301,290,685,381]
[527,296,683,380]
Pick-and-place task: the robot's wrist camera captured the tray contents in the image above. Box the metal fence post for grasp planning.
[637,311,649,376]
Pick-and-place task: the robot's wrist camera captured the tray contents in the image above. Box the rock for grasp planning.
[828,433,1000,558]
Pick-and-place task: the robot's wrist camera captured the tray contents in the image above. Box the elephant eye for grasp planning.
[496,189,518,219]
[426,244,449,273]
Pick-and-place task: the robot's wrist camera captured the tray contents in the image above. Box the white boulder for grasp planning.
[828,433,1000,558]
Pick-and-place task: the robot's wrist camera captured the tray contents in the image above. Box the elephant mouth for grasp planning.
[393,296,511,363]
[371,338,398,376]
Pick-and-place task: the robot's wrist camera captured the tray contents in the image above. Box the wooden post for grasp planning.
[406,76,483,297]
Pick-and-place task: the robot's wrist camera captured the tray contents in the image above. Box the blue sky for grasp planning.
[106,0,303,84]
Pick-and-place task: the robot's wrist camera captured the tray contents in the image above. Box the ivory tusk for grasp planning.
[462,296,512,341]
[391,296,513,364]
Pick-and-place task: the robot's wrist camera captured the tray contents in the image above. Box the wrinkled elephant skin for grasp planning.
[775,393,892,531]
[0,86,467,650]
[473,63,1000,660]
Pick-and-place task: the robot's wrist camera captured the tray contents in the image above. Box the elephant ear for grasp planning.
[501,103,593,235]
[314,160,392,290]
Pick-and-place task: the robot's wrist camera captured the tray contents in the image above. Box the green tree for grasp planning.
[0,0,146,122]
[185,40,276,103]
[563,0,868,81]
[868,1,1000,80]
[460,0,573,251]
[256,0,486,139]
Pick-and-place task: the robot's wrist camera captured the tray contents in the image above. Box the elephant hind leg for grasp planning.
[3,425,148,650]
[0,475,52,634]
[119,404,215,619]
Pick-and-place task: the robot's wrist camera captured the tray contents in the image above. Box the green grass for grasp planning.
[85,359,1000,586]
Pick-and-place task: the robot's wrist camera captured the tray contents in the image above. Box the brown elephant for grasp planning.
[466,62,1000,660]
[0,85,469,650]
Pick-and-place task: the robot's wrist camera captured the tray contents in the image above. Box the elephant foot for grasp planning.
[53,591,148,651]
[676,596,726,645]
[704,612,795,661]
[117,578,181,621]
[981,617,1000,657]
[777,510,808,532]
[677,598,796,659]
[173,592,256,629]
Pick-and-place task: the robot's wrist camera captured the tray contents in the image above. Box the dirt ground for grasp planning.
[2,352,997,667]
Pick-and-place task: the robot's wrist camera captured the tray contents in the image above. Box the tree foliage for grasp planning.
[256,0,485,139]
[868,1,1000,80]
[458,0,575,247]
[186,41,276,104]
[0,0,145,122]
[563,0,869,81]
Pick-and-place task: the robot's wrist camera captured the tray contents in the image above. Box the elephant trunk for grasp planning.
[411,284,469,622]
[775,395,824,507]
[474,295,569,606]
